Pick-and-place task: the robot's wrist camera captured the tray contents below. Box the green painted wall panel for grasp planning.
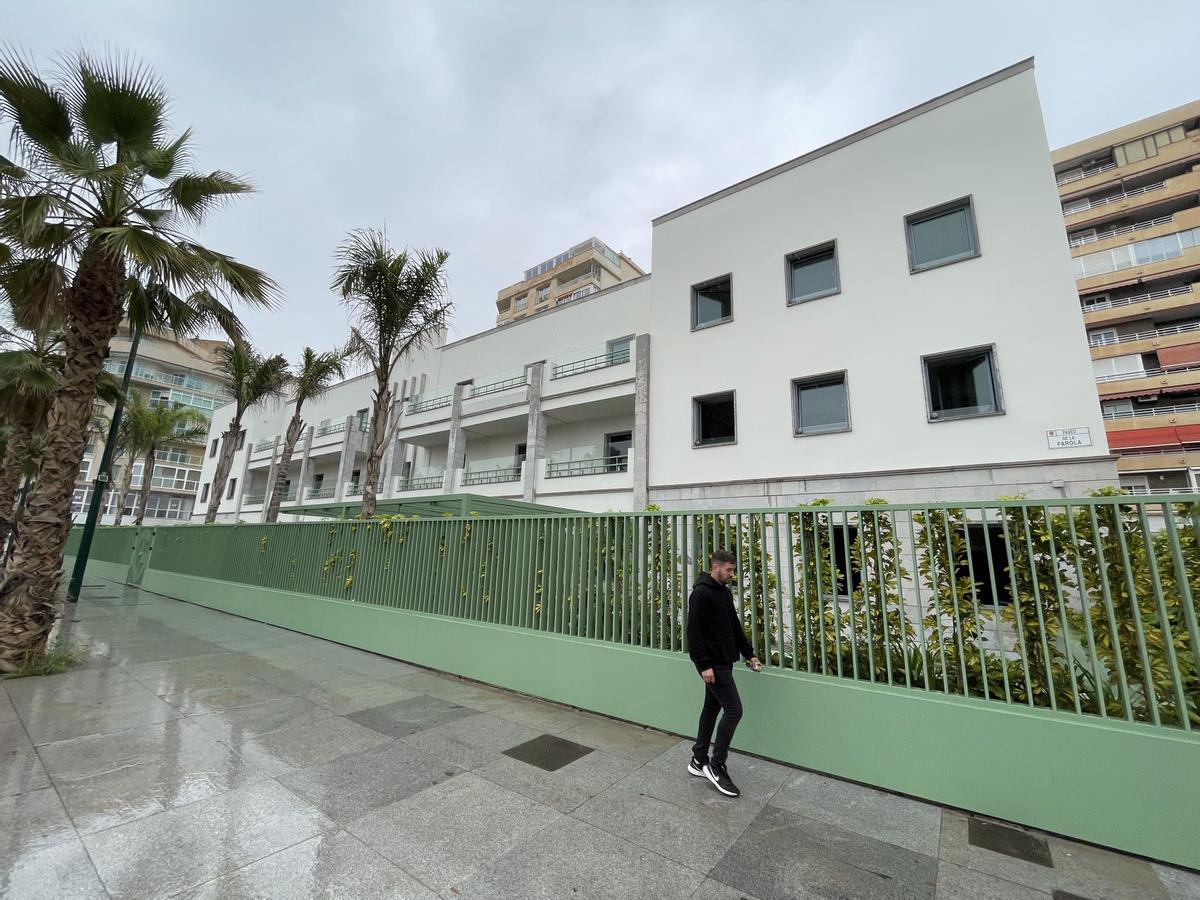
[140,567,1200,870]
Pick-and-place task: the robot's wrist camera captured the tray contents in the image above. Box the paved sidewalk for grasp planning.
[1,580,1197,899]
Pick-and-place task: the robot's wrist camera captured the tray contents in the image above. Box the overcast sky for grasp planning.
[7,0,1197,357]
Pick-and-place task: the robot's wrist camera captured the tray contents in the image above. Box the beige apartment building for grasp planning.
[495,236,645,325]
[71,326,233,524]
[1053,100,1200,495]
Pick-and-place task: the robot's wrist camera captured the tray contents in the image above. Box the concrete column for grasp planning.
[523,362,547,504]
[333,415,356,502]
[380,387,407,496]
[264,436,282,504]
[232,446,251,520]
[295,426,315,503]
[443,382,469,493]
[633,333,651,510]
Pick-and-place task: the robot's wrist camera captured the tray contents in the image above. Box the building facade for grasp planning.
[495,237,645,325]
[197,59,1116,522]
[72,326,232,525]
[1052,101,1200,496]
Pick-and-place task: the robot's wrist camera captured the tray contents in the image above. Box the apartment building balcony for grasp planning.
[496,237,634,320]
[461,456,523,487]
[549,342,632,381]
[395,468,444,494]
[1082,284,1199,328]
[343,481,384,498]
[466,369,528,401]
[241,492,266,508]
[1057,133,1200,197]
[1070,206,1200,257]
[1089,321,1200,359]
[1064,166,1200,232]
[1103,400,1200,430]
[251,437,277,456]
[305,485,336,501]
[1116,447,1200,473]
[1095,364,1200,399]
[405,389,453,418]
[1076,238,1200,296]
[540,446,634,495]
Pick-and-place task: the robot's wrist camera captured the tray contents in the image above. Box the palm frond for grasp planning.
[136,127,191,180]
[179,242,277,307]
[293,346,347,406]
[0,256,68,333]
[68,50,170,154]
[167,171,253,224]
[0,52,73,156]
[0,194,57,245]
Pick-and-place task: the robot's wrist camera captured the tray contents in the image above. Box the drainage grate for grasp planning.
[967,817,1053,867]
[503,734,593,772]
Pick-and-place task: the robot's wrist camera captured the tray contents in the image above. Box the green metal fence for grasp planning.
[144,494,1200,733]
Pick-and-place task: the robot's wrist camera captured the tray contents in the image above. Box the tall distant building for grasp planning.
[71,326,232,524]
[495,237,645,325]
[1052,101,1200,494]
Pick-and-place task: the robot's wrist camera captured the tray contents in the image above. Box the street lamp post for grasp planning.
[66,327,141,603]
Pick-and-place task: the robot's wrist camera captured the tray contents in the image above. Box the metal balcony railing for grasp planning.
[407,391,453,415]
[1095,363,1200,385]
[1082,284,1193,313]
[344,481,384,498]
[546,454,629,478]
[306,486,335,500]
[396,469,444,492]
[468,371,528,399]
[315,421,347,437]
[253,438,275,452]
[242,493,266,505]
[551,344,632,379]
[1064,181,1166,216]
[1120,485,1193,495]
[1069,215,1175,248]
[1090,322,1200,347]
[1103,402,1200,421]
[462,459,522,485]
[1056,161,1117,186]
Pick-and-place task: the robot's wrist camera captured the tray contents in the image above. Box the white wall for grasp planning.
[646,66,1106,489]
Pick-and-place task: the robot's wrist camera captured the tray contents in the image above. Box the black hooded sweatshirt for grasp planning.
[686,573,757,673]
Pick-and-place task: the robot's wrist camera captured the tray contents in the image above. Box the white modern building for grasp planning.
[196,59,1116,522]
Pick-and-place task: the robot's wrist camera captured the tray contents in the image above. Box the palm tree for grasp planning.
[0,337,59,549]
[265,347,347,523]
[205,342,289,523]
[117,393,208,526]
[0,50,274,665]
[332,229,451,517]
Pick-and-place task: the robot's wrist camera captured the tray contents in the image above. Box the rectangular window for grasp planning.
[226,477,237,500]
[786,242,839,305]
[235,430,246,451]
[536,286,550,303]
[691,276,732,329]
[923,346,1002,421]
[693,392,736,446]
[606,337,632,364]
[906,197,980,272]
[514,443,527,466]
[200,483,210,503]
[209,438,219,458]
[605,431,632,472]
[793,372,850,435]
[514,295,529,311]
[1088,329,1118,347]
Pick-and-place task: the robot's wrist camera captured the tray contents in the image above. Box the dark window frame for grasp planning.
[905,196,980,273]
[209,438,219,458]
[226,477,237,500]
[692,390,737,448]
[785,240,840,306]
[199,483,210,503]
[690,274,734,331]
[791,370,851,437]
[921,343,1005,423]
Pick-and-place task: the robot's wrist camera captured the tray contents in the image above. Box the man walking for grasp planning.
[686,549,761,797]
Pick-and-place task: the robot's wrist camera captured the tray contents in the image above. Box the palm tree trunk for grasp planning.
[205,420,242,524]
[135,448,156,527]
[0,241,126,671]
[112,453,135,527]
[265,409,303,523]
[0,427,32,552]
[361,384,391,518]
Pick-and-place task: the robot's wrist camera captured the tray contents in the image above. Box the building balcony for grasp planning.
[1064,167,1200,232]
[1057,134,1200,198]
[467,370,528,400]
[1096,364,1200,397]
[1077,242,1200,294]
[1116,448,1200,472]
[550,342,632,381]
[545,447,629,479]
[461,457,523,486]
[1083,284,1197,327]
[1121,485,1195,496]
[1069,213,1183,254]
[1103,402,1200,427]
[406,390,453,416]
[305,486,335,501]
[1089,322,1200,359]
[315,421,347,438]
[242,493,266,507]
[396,468,444,493]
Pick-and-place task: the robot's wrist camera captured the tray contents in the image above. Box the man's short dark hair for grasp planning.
[710,549,736,567]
